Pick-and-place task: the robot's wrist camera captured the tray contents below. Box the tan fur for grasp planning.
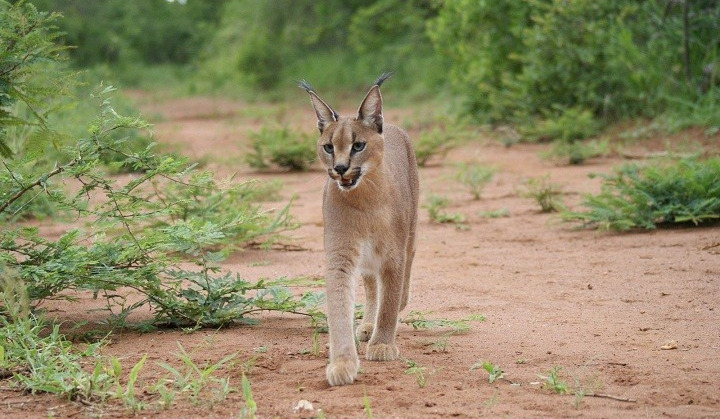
[303,81,419,386]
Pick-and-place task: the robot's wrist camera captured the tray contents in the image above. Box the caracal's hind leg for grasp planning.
[366,257,403,361]
[400,233,416,311]
[399,249,414,311]
[357,273,377,342]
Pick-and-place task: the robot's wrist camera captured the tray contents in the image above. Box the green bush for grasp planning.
[563,158,720,230]
[0,4,305,329]
[426,0,532,121]
[1,89,300,328]
[246,126,316,171]
[427,1,720,129]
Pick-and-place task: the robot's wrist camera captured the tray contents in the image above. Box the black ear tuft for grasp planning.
[298,79,313,93]
[374,71,394,87]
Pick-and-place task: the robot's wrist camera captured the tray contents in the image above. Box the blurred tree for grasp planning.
[20,0,222,66]
[0,1,71,158]
[427,0,720,124]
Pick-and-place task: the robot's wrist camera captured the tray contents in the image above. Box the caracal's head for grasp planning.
[300,73,392,192]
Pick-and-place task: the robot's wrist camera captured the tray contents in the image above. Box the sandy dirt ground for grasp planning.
[2,93,719,418]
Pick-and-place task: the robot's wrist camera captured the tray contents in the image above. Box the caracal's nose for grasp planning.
[334,164,349,175]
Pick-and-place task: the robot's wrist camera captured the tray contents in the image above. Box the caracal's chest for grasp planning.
[356,239,382,277]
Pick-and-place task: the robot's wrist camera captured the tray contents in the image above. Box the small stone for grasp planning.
[660,340,678,350]
[292,399,314,417]
[587,284,593,290]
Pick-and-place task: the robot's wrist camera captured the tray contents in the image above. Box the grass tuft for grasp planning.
[522,175,565,213]
[454,163,495,200]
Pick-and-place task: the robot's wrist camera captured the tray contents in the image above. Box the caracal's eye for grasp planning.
[352,142,366,152]
[323,144,334,154]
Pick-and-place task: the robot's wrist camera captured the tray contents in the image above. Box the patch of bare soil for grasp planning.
[3,95,719,418]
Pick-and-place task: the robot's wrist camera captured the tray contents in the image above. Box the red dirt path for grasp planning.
[2,94,719,418]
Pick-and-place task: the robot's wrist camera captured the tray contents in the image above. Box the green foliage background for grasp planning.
[10,0,717,132]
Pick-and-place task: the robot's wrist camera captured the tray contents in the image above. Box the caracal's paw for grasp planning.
[356,323,374,342]
[326,357,359,386]
[366,343,399,361]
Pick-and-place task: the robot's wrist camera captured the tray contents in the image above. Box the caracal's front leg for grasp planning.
[357,273,377,342]
[366,257,404,361]
[325,263,359,386]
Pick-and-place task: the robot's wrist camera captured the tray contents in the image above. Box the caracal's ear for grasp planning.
[298,80,339,133]
[357,72,393,134]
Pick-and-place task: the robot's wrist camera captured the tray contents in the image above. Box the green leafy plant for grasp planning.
[429,332,454,353]
[521,175,565,213]
[0,4,319,330]
[471,361,504,384]
[401,310,484,333]
[538,366,568,394]
[563,158,720,230]
[423,194,465,226]
[245,126,315,171]
[454,163,495,199]
[404,359,438,389]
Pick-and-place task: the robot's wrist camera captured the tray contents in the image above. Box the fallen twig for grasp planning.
[246,241,308,251]
[701,242,720,251]
[586,393,637,403]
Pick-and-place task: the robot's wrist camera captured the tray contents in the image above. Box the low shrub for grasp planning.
[1,89,299,329]
[563,158,720,230]
[542,139,609,166]
[246,126,316,171]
